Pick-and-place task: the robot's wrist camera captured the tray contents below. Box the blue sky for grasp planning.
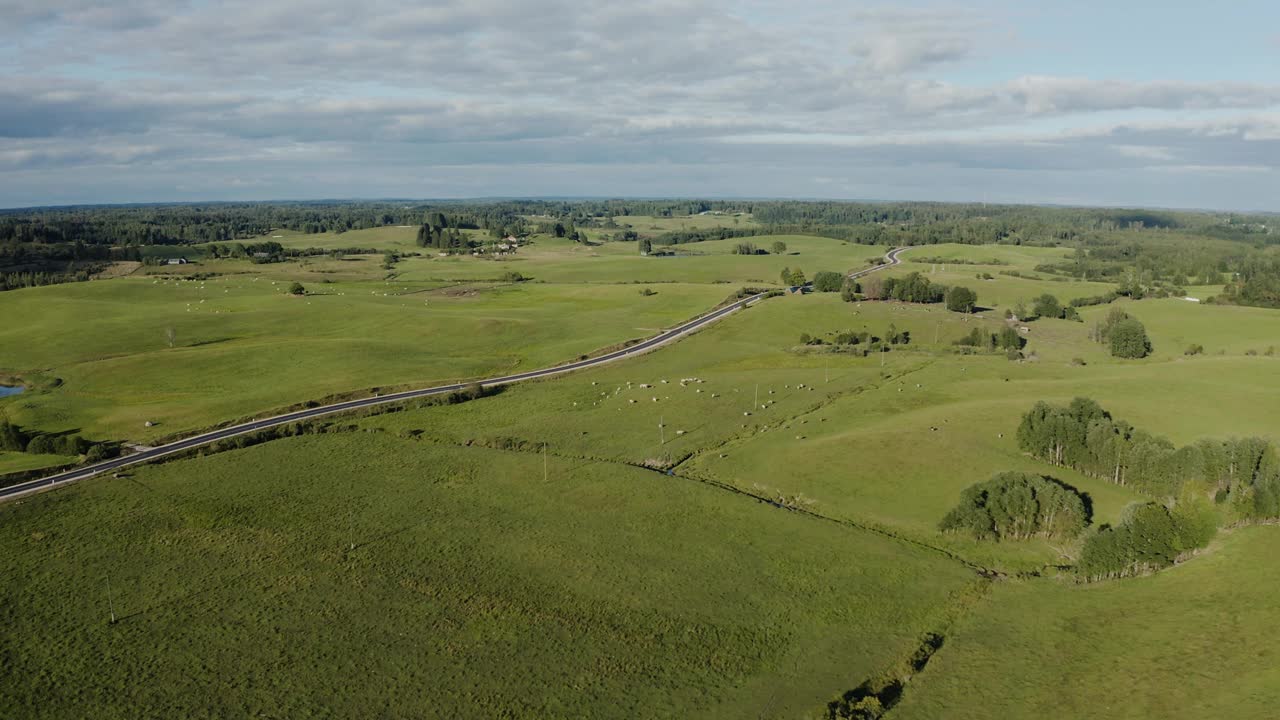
[1,0,1278,209]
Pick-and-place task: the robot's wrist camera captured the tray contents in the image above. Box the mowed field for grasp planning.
[4,230,1280,717]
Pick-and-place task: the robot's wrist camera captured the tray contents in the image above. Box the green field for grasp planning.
[5,220,1280,717]
[0,272,732,447]
[0,433,974,719]
[396,234,889,286]
[896,525,1280,719]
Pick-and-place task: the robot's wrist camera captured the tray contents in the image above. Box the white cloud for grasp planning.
[1,1,1279,208]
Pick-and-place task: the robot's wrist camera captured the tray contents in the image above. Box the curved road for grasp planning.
[2,246,905,502]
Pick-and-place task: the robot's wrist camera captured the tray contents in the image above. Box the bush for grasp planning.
[940,472,1089,540]
[288,282,306,296]
[501,271,526,283]
[1185,344,1204,356]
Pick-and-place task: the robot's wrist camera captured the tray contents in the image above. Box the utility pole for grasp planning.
[754,383,759,409]
[105,572,117,625]
[543,443,548,481]
[934,322,940,345]
[659,415,665,445]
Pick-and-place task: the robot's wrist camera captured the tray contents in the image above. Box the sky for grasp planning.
[1,0,1279,210]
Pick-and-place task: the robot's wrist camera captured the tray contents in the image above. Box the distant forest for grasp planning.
[2,199,1277,303]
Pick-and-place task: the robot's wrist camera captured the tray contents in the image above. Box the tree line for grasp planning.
[0,419,116,464]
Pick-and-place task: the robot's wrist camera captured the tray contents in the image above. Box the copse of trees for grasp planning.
[796,325,907,351]
[870,271,945,303]
[1109,318,1152,358]
[732,242,762,255]
[1,418,102,460]
[780,267,806,286]
[939,472,1089,541]
[1076,501,1217,581]
[812,271,844,292]
[416,217,468,250]
[953,326,1024,352]
[1091,307,1151,358]
[1016,399,1280,516]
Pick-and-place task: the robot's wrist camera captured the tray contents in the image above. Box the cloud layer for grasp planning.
[1,0,1278,208]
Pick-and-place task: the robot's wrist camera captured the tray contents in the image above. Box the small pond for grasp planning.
[0,385,24,398]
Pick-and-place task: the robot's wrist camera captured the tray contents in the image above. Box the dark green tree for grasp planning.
[1109,318,1152,358]
[1033,293,1063,319]
[812,271,843,292]
[944,286,977,313]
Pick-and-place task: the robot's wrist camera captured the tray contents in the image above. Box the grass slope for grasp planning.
[896,525,1280,720]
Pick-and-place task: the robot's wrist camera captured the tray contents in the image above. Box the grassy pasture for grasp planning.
[0,275,731,443]
[895,525,1280,720]
[899,242,1075,269]
[398,235,890,286]
[6,225,1280,716]
[357,292,1280,572]
[0,433,973,719]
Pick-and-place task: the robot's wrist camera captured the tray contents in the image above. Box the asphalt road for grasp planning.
[2,247,904,502]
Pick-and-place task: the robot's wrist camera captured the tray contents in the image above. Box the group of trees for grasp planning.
[1076,501,1217,581]
[1017,398,1280,515]
[1090,307,1152,358]
[416,215,469,250]
[811,271,844,292]
[780,267,807,286]
[798,325,909,349]
[991,397,1280,579]
[953,326,1025,353]
[939,472,1089,541]
[205,240,286,262]
[859,271,979,314]
[0,419,111,462]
